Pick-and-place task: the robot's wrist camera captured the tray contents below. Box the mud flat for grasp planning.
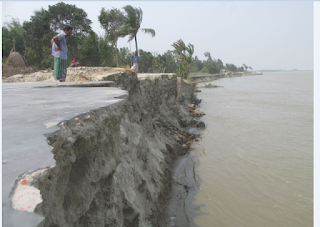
[3,70,203,226]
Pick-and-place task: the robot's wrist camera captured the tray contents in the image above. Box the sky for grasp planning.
[2,1,314,70]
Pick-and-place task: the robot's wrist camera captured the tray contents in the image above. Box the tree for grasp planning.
[226,63,238,72]
[243,64,248,72]
[138,49,154,72]
[47,2,92,36]
[216,59,224,71]
[201,66,209,73]
[237,66,244,72]
[117,47,131,66]
[204,52,213,62]
[98,36,115,67]
[98,7,125,66]
[160,50,178,73]
[78,31,100,66]
[203,52,218,74]
[22,2,93,69]
[2,17,26,58]
[47,2,93,61]
[120,5,155,54]
[190,56,203,72]
[23,8,54,68]
[172,39,194,79]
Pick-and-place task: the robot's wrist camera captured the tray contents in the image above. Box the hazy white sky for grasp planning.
[2,1,314,70]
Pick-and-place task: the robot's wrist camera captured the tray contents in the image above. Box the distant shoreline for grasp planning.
[257,69,313,72]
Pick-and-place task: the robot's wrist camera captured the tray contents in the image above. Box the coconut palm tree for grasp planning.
[243,64,248,72]
[120,5,155,54]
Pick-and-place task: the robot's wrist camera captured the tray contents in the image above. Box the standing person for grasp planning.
[130,51,139,73]
[51,25,73,82]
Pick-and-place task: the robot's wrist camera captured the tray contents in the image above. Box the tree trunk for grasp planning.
[129,41,132,67]
[115,42,118,67]
[135,35,138,54]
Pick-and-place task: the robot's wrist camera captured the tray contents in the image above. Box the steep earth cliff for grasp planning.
[27,72,200,226]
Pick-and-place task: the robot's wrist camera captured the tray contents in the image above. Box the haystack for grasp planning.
[7,52,25,67]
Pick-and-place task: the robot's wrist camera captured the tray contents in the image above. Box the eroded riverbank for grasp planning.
[4,71,206,226]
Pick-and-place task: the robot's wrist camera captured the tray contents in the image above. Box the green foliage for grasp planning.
[78,31,100,66]
[172,39,194,79]
[150,52,166,73]
[189,65,199,72]
[204,52,212,61]
[2,4,252,75]
[47,2,93,63]
[225,63,238,72]
[2,18,26,57]
[162,51,178,73]
[47,2,92,36]
[137,49,178,73]
[237,66,244,72]
[98,36,115,67]
[120,5,155,53]
[243,64,248,72]
[190,56,203,72]
[117,47,131,66]
[21,2,92,69]
[201,66,209,73]
[98,7,125,66]
[22,8,55,68]
[138,49,152,72]
[202,52,224,74]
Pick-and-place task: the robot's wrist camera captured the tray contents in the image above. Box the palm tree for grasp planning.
[243,64,248,72]
[172,39,194,79]
[120,5,155,54]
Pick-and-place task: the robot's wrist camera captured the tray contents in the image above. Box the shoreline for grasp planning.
[189,71,262,83]
[3,70,204,226]
[3,68,260,226]
[169,70,313,227]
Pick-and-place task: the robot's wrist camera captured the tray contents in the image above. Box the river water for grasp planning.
[180,71,313,227]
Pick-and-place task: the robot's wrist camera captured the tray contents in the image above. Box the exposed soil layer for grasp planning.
[2,66,127,83]
[9,71,202,227]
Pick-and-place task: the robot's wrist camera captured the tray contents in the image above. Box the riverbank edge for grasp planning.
[164,71,265,226]
[12,71,204,227]
[189,71,263,83]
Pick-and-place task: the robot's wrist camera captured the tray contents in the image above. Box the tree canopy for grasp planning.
[2,18,26,57]
[2,3,251,76]
[172,39,194,79]
[120,5,156,54]
[98,7,125,66]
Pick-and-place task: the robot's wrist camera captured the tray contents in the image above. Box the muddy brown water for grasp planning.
[171,71,313,227]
